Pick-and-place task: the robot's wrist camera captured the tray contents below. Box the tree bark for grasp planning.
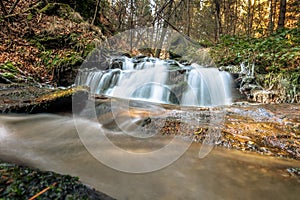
[268,0,275,34]
[155,0,173,58]
[277,0,286,29]
[187,0,191,36]
[91,0,100,25]
[213,0,221,41]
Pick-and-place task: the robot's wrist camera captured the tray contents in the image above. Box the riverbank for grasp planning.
[0,83,88,113]
[0,161,114,199]
[0,84,115,199]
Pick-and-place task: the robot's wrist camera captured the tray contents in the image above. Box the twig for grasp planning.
[4,0,42,19]
[8,0,20,14]
[28,182,58,200]
[156,12,199,46]
[91,0,100,25]
[0,0,8,16]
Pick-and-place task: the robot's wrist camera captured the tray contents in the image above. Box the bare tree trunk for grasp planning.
[233,0,237,34]
[277,0,286,29]
[91,0,100,25]
[155,0,173,58]
[130,0,134,52]
[213,0,221,41]
[224,0,228,34]
[246,0,252,37]
[249,0,255,37]
[187,0,191,36]
[268,0,275,34]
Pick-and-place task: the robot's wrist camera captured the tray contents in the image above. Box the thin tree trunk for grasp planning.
[249,0,255,37]
[277,0,286,29]
[91,0,100,25]
[246,0,251,37]
[233,0,237,34]
[213,0,221,41]
[187,0,191,36]
[155,0,173,58]
[268,0,275,34]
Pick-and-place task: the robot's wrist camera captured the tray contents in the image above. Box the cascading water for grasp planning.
[181,65,232,106]
[76,56,232,106]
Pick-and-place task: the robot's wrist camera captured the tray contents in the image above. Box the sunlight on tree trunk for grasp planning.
[277,0,286,29]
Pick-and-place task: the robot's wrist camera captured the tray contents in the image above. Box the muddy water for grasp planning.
[0,114,299,200]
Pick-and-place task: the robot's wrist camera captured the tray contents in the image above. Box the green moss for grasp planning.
[39,3,71,17]
[1,72,15,80]
[38,2,83,23]
[0,161,110,199]
[30,33,79,50]
[39,50,82,71]
[0,62,18,73]
[27,13,33,21]
[256,69,300,102]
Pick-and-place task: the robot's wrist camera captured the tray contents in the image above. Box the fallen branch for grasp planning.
[28,182,58,200]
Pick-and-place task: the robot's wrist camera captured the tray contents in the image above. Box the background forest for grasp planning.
[0,0,299,101]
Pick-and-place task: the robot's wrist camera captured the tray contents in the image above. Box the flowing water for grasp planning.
[76,56,232,106]
[0,112,299,200]
[1,57,299,199]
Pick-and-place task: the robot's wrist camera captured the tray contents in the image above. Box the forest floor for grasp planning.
[0,1,112,199]
[1,0,105,86]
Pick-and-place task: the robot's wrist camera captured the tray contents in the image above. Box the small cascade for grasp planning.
[76,56,232,106]
[109,65,169,103]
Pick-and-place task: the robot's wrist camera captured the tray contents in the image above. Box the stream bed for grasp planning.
[0,101,299,199]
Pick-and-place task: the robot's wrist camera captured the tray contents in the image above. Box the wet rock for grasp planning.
[0,84,88,114]
[287,168,300,177]
[102,102,300,160]
[0,161,114,199]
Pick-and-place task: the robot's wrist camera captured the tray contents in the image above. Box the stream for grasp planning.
[0,56,299,199]
[0,104,299,200]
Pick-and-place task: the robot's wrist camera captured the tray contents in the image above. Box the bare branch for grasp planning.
[0,0,8,16]
[91,0,100,25]
[8,0,21,14]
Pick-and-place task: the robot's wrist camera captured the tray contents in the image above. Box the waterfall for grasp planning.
[76,56,232,106]
[181,67,232,106]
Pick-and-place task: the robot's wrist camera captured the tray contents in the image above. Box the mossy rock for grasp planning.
[0,161,114,199]
[31,33,79,50]
[0,85,89,113]
[39,3,83,23]
[255,70,300,103]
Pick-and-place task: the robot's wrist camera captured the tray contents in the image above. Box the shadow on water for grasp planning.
[0,114,299,200]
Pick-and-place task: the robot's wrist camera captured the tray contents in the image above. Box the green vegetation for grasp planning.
[0,62,18,73]
[210,27,300,73]
[39,50,82,70]
[0,162,109,199]
[210,27,299,103]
